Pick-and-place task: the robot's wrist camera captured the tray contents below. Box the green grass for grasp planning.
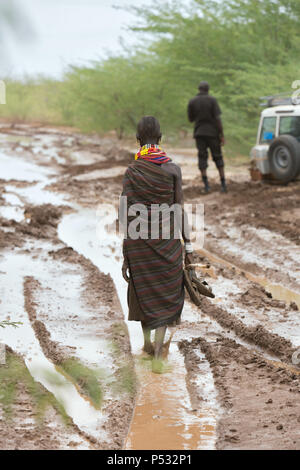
[0,321,22,329]
[59,358,104,409]
[0,350,69,424]
[114,364,137,396]
[109,322,137,398]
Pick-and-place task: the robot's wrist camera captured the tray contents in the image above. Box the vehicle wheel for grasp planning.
[268,135,300,183]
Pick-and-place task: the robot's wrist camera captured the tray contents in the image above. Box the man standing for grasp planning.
[188,81,227,193]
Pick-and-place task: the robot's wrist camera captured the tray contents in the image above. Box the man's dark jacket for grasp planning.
[188,92,222,138]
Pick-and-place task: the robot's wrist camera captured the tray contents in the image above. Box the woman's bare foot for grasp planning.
[152,358,164,374]
[161,331,175,359]
[161,342,170,359]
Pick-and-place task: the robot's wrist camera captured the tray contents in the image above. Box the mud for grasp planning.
[22,248,135,449]
[0,123,299,450]
[24,277,67,364]
[0,347,95,450]
[196,297,297,364]
[184,178,300,244]
[179,337,300,449]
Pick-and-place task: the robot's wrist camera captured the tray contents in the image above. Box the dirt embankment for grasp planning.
[0,204,64,246]
[196,296,296,364]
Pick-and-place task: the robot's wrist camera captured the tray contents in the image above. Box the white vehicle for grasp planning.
[250,95,300,183]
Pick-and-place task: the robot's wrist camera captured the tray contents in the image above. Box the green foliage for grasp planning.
[127,0,300,147]
[0,78,63,124]
[0,350,69,424]
[1,0,300,154]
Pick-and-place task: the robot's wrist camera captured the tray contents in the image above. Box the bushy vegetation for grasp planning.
[1,0,300,153]
[0,78,62,124]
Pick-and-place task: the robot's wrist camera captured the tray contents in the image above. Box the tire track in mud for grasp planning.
[204,235,300,296]
[179,337,300,449]
[186,247,300,365]
[23,249,136,450]
[0,251,101,449]
[179,246,300,448]
[0,129,136,450]
[196,296,297,365]
[23,276,104,449]
[183,177,300,293]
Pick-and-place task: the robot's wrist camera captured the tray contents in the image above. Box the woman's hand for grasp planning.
[185,252,195,268]
[122,258,130,282]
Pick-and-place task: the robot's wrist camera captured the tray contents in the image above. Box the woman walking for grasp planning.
[120,116,194,371]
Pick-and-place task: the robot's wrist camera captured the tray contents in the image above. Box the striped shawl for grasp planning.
[121,159,184,330]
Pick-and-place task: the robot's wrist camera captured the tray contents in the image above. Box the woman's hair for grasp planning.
[136,116,162,144]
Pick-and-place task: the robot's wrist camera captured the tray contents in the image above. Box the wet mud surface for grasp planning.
[184,179,300,291]
[179,337,300,449]
[0,123,299,450]
[0,347,95,450]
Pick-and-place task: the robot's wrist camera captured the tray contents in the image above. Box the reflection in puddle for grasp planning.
[0,251,108,441]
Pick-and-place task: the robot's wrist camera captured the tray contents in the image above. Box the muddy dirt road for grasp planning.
[0,123,299,450]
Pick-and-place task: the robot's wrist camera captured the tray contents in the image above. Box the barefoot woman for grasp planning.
[120,116,194,364]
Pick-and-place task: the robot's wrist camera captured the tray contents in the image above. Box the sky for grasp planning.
[2,0,155,79]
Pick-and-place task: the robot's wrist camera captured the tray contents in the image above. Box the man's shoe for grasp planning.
[204,182,211,193]
[221,182,227,193]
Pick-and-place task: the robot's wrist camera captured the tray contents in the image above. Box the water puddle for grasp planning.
[5,178,68,207]
[0,251,108,442]
[125,345,215,450]
[0,148,68,207]
[0,205,24,222]
[0,150,55,183]
[58,208,219,450]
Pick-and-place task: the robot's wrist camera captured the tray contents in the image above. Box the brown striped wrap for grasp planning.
[121,159,184,330]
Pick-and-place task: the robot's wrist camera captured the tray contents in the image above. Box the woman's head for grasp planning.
[136,116,162,146]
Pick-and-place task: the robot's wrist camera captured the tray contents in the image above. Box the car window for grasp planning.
[260,117,276,143]
[279,116,300,141]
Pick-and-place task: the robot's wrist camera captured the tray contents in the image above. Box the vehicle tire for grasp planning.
[268,135,300,183]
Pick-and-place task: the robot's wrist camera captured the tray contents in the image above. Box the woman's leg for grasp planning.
[142,324,154,354]
[154,326,167,359]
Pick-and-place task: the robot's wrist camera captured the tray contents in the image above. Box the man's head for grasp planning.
[136,116,162,146]
[198,81,210,93]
